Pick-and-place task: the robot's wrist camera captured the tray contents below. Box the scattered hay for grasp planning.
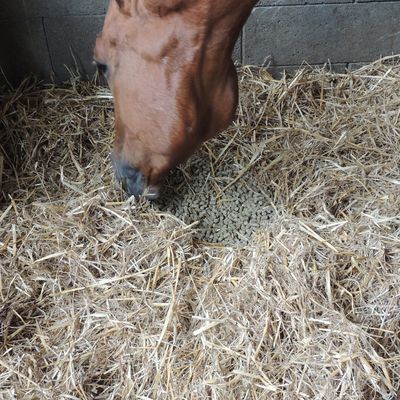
[0,56,399,399]
[0,150,3,190]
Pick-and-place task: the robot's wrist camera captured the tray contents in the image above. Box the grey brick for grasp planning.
[0,0,48,19]
[268,62,347,77]
[0,17,53,86]
[256,1,305,5]
[44,16,105,82]
[0,0,109,18]
[233,34,242,64]
[256,0,352,5]
[244,3,400,66]
[347,62,368,70]
[46,0,109,16]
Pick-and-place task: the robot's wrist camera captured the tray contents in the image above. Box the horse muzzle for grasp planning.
[111,154,159,200]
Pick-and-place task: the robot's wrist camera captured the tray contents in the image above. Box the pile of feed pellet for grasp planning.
[1,57,399,400]
[158,153,274,245]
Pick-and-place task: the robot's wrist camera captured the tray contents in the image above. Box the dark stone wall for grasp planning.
[0,0,109,85]
[0,0,399,85]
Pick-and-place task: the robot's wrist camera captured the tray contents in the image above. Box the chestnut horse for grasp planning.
[94,0,258,198]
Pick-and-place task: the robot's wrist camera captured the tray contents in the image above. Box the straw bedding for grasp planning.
[0,57,399,399]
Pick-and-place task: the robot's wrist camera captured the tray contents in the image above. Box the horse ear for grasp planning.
[143,0,186,17]
[115,0,131,15]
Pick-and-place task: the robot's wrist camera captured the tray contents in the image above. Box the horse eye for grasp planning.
[94,61,108,76]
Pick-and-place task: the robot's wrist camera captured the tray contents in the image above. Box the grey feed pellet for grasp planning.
[156,153,274,246]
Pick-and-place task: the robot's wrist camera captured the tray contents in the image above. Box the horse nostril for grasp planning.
[94,60,108,76]
[120,176,129,193]
[110,155,146,198]
[119,166,145,197]
[110,154,160,200]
